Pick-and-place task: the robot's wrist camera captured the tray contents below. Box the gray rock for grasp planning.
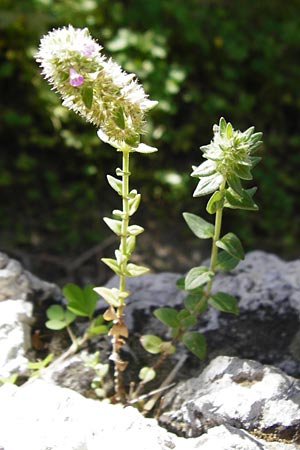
[0,299,33,377]
[0,252,61,377]
[0,376,298,450]
[0,251,60,302]
[187,424,298,450]
[0,379,182,450]
[160,355,300,445]
[95,251,300,377]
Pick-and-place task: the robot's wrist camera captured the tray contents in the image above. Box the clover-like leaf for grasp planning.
[64,283,98,318]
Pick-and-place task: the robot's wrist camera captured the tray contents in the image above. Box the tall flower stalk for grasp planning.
[35,25,157,401]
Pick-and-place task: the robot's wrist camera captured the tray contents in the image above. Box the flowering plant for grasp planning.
[36,26,263,409]
[141,117,263,371]
[36,25,157,402]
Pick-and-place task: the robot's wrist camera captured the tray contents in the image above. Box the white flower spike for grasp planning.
[35,25,157,145]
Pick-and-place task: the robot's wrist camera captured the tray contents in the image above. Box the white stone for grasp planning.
[0,299,33,377]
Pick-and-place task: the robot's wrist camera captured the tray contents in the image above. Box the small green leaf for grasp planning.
[45,319,66,330]
[126,235,136,254]
[128,193,141,216]
[126,263,150,277]
[185,266,213,290]
[63,284,84,306]
[233,163,253,180]
[226,122,233,138]
[224,188,258,211]
[127,224,144,236]
[101,258,121,275]
[140,334,163,354]
[93,286,124,307]
[191,160,216,177]
[184,294,201,312]
[209,292,239,315]
[82,86,93,109]
[216,233,244,260]
[176,277,186,290]
[227,173,243,196]
[103,217,122,235]
[206,191,224,214]
[114,106,126,129]
[139,367,156,383]
[65,309,77,325]
[215,251,240,271]
[154,307,180,328]
[177,310,197,328]
[181,331,206,359]
[46,305,65,321]
[107,175,122,195]
[193,173,223,197]
[219,117,227,136]
[183,212,215,239]
[65,284,97,318]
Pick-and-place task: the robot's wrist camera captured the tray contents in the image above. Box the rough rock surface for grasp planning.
[0,252,60,377]
[98,250,300,377]
[160,355,300,443]
[0,378,298,450]
[0,251,60,302]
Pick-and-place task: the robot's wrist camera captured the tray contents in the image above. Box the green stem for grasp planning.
[112,146,131,402]
[119,148,130,301]
[193,180,226,314]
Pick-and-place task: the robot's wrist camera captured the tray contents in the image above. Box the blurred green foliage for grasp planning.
[0,0,300,259]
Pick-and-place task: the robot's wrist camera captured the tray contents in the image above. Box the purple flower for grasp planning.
[69,67,84,87]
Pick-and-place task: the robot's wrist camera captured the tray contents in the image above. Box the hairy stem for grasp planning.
[112,147,130,402]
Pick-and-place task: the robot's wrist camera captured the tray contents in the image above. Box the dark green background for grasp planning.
[1,0,300,281]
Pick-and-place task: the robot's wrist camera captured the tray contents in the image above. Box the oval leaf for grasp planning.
[140,334,163,354]
[193,173,223,197]
[154,307,179,328]
[139,367,156,383]
[206,191,224,215]
[209,292,239,315]
[45,319,66,330]
[216,233,244,260]
[181,331,206,360]
[185,266,213,290]
[215,251,240,271]
[183,212,215,239]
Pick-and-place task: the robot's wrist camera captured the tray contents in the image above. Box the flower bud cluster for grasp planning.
[192,118,263,195]
[35,25,157,144]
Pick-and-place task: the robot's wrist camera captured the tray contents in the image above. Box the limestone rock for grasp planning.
[0,251,60,302]
[0,379,181,450]
[160,355,300,444]
[0,252,61,377]
[0,299,33,377]
[0,377,298,450]
[96,251,300,377]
